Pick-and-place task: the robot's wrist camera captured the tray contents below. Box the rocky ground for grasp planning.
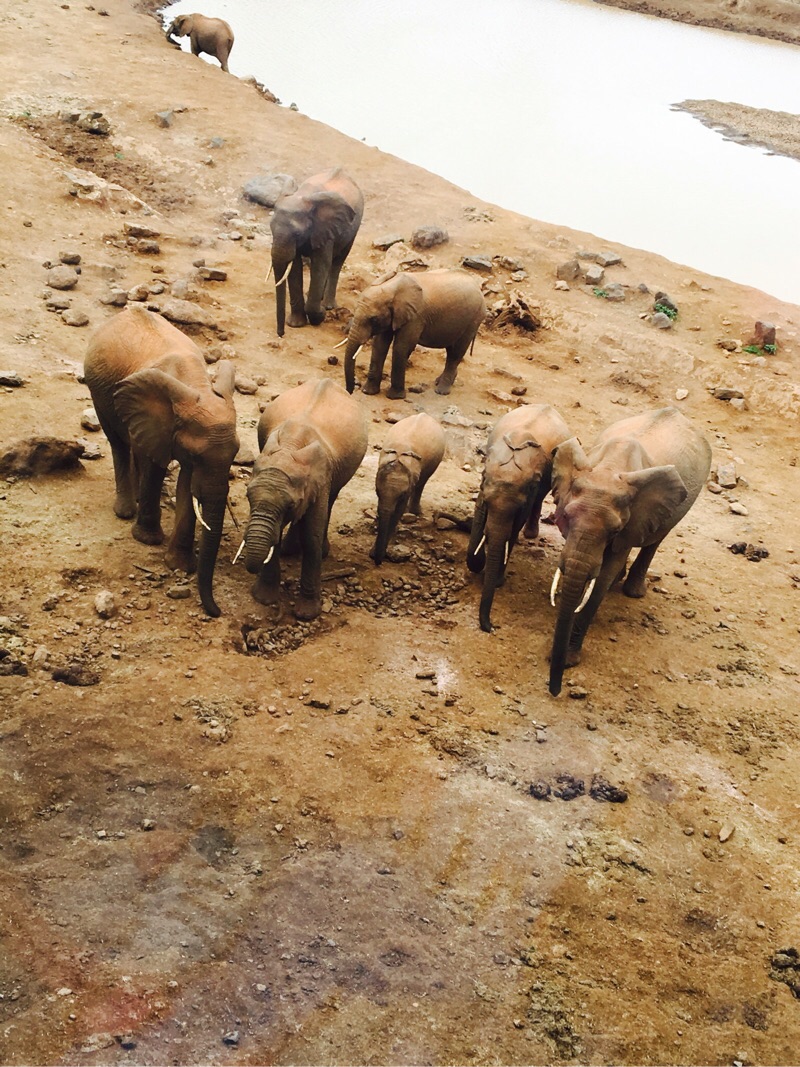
[596,0,800,46]
[1,2,799,1065]
[673,100,800,164]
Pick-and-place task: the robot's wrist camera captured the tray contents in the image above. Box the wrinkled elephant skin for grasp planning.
[166,12,234,71]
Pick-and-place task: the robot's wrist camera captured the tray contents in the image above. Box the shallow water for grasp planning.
[164,0,800,302]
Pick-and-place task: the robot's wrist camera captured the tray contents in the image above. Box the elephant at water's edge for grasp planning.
[271,168,364,337]
[244,379,368,620]
[467,404,571,633]
[548,407,711,696]
[166,12,234,72]
[373,412,445,565]
[84,306,239,618]
[344,269,486,399]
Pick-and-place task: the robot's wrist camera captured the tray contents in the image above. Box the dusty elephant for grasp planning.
[83,306,240,618]
[242,379,368,620]
[373,412,445,565]
[467,404,571,633]
[166,12,234,72]
[270,168,364,337]
[548,407,711,696]
[343,269,486,399]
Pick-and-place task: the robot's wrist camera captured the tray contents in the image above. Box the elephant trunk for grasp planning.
[373,496,407,566]
[196,499,227,618]
[466,496,488,574]
[244,505,285,574]
[548,558,594,696]
[344,328,370,393]
[477,520,511,633]
[274,259,289,338]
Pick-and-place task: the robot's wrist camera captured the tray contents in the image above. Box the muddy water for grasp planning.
[163,0,800,301]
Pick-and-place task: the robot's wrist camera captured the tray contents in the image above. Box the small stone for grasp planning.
[222,1032,239,1047]
[751,321,776,347]
[717,339,739,352]
[535,729,547,743]
[597,251,622,267]
[160,299,217,329]
[57,987,73,996]
[675,388,689,401]
[62,309,89,327]
[729,397,746,412]
[654,291,678,315]
[198,267,227,282]
[123,223,161,240]
[0,371,24,387]
[556,259,580,282]
[235,375,258,395]
[716,462,737,489]
[372,234,404,251]
[45,294,72,311]
[140,818,156,831]
[155,110,173,128]
[76,110,110,135]
[651,312,673,329]
[495,256,524,271]
[584,264,605,286]
[604,282,625,301]
[461,255,493,272]
[529,780,551,800]
[59,251,82,265]
[554,280,570,291]
[706,482,723,495]
[719,823,735,843]
[79,437,103,460]
[136,240,161,255]
[100,288,128,307]
[568,687,588,700]
[410,226,449,249]
[242,173,297,207]
[94,590,117,619]
[47,265,79,290]
[305,696,331,709]
[729,502,749,516]
[127,284,150,302]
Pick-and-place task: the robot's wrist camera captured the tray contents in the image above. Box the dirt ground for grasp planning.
[595,0,800,46]
[1,2,799,1065]
[673,100,800,165]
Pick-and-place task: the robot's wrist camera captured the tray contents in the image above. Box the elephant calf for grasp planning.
[166,13,234,72]
[84,306,239,618]
[373,412,446,565]
[467,404,571,633]
[243,379,368,621]
[344,269,486,399]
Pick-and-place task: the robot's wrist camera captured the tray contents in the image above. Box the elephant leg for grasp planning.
[408,475,428,516]
[132,457,167,545]
[364,332,392,395]
[324,243,353,309]
[523,480,548,540]
[435,335,470,395]
[623,538,663,598]
[251,553,282,620]
[387,338,415,400]
[165,465,197,574]
[218,45,230,72]
[295,506,327,620]
[287,258,307,329]
[190,35,201,56]
[101,418,136,520]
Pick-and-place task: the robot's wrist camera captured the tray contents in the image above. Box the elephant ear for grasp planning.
[550,437,590,507]
[308,191,356,251]
[212,360,236,400]
[391,275,425,331]
[114,369,199,468]
[619,465,688,546]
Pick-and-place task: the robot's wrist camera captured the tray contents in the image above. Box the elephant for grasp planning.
[166,12,234,72]
[343,269,486,399]
[83,306,240,618]
[547,407,712,696]
[242,379,368,620]
[467,404,571,633]
[373,412,446,566]
[270,168,364,337]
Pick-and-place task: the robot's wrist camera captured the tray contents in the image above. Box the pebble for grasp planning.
[568,687,588,700]
[59,252,82,265]
[234,375,259,395]
[675,388,689,401]
[141,819,156,831]
[719,822,735,843]
[410,226,449,249]
[729,502,749,516]
[62,309,89,327]
[461,255,493,272]
[554,280,570,291]
[0,371,24,387]
[222,1031,240,1046]
[47,265,79,290]
[94,590,117,618]
[651,312,673,329]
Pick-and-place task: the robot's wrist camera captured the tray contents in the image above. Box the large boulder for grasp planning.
[243,173,297,207]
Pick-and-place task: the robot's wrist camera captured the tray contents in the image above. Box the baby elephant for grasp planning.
[242,379,368,621]
[373,412,446,565]
[166,13,234,72]
[467,404,571,633]
[343,269,486,399]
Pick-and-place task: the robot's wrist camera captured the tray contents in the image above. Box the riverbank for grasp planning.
[674,99,800,163]
[595,0,800,46]
[2,1,800,1064]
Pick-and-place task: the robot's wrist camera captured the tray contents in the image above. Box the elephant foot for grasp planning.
[434,375,454,395]
[295,593,321,621]
[250,577,281,611]
[386,386,407,400]
[287,313,308,329]
[362,379,381,396]
[565,646,583,668]
[523,522,540,540]
[623,574,648,598]
[114,497,136,520]
[132,522,165,546]
[165,545,197,574]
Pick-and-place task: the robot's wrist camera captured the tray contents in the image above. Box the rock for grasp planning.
[0,437,83,477]
[716,462,737,489]
[440,408,473,428]
[589,774,628,803]
[234,444,256,466]
[0,371,24,387]
[155,110,173,128]
[381,242,429,273]
[385,544,413,563]
[32,647,50,670]
[127,284,149,302]
[94,591,117,619]
[159,299,217,329]
[167,585,192,599]
[136,240,161,255]
[604,282,625,301]
[719,822,735,843]
[461,255,493,272]
[47,265,79,290]
[45,294,72,311]
[170,278,202,301]
[729,398,746,412]
[707,482,723,494]
[554,280,570,291]
[243,173,298,207]
[717,339,739,352]
[222,1031,240,1046]
[141,818,156,831]
[76,111,111,135]
[651,312,673,329]
[495,256,524,271]
[556,259,581,281]
[52,661,100,687]
[751,321,776,347]
[553,774,585,800]
[78,437,103,460]
[305,695,331,709]
[410,226,449,249]
[712,387,744,400]
[584,264,605,287]
[597,251,622,267]
[198,267,227,282]
[234,375,259,395]
[675,388,689,401]
[81,408,101,432]
[61,309,89,327]
[373,234,404,251]
[123,223,161,239]
[59,251,82,265]
[529,780,551,800]
[568,687,588,700]
[209,136,225,149]
[729,502,749,516]
[654,291,678,315]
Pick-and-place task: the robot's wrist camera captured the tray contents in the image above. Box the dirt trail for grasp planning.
[1,2,799,1064]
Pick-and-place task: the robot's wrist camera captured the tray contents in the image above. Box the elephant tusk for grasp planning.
[193,496,211,531]
[263,546,274,565]
[574,578,596,614]
[232,539,245,565]
[265,264,273,283]
[275,262,292,287]
[504,541,510,567]
[333,338,348,349]
[474,533,486,554]
[550,568,561,607]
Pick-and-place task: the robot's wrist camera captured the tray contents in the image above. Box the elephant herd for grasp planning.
[84,296,712,695]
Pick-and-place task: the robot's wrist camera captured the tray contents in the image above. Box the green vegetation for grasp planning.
[653,302,678,320]
[764,343,777,354]
[593,288,608,298]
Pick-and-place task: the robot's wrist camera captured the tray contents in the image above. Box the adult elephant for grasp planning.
[270,168,364,337]
[373,412,445,566]
[467,404,571,633]
[547,407,711,696]
[84,306,240,618]
[166,12,234,72]
[343,269,486,399]
[242,379,368,620]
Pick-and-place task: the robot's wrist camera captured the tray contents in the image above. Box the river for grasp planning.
[163,0,800,303]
